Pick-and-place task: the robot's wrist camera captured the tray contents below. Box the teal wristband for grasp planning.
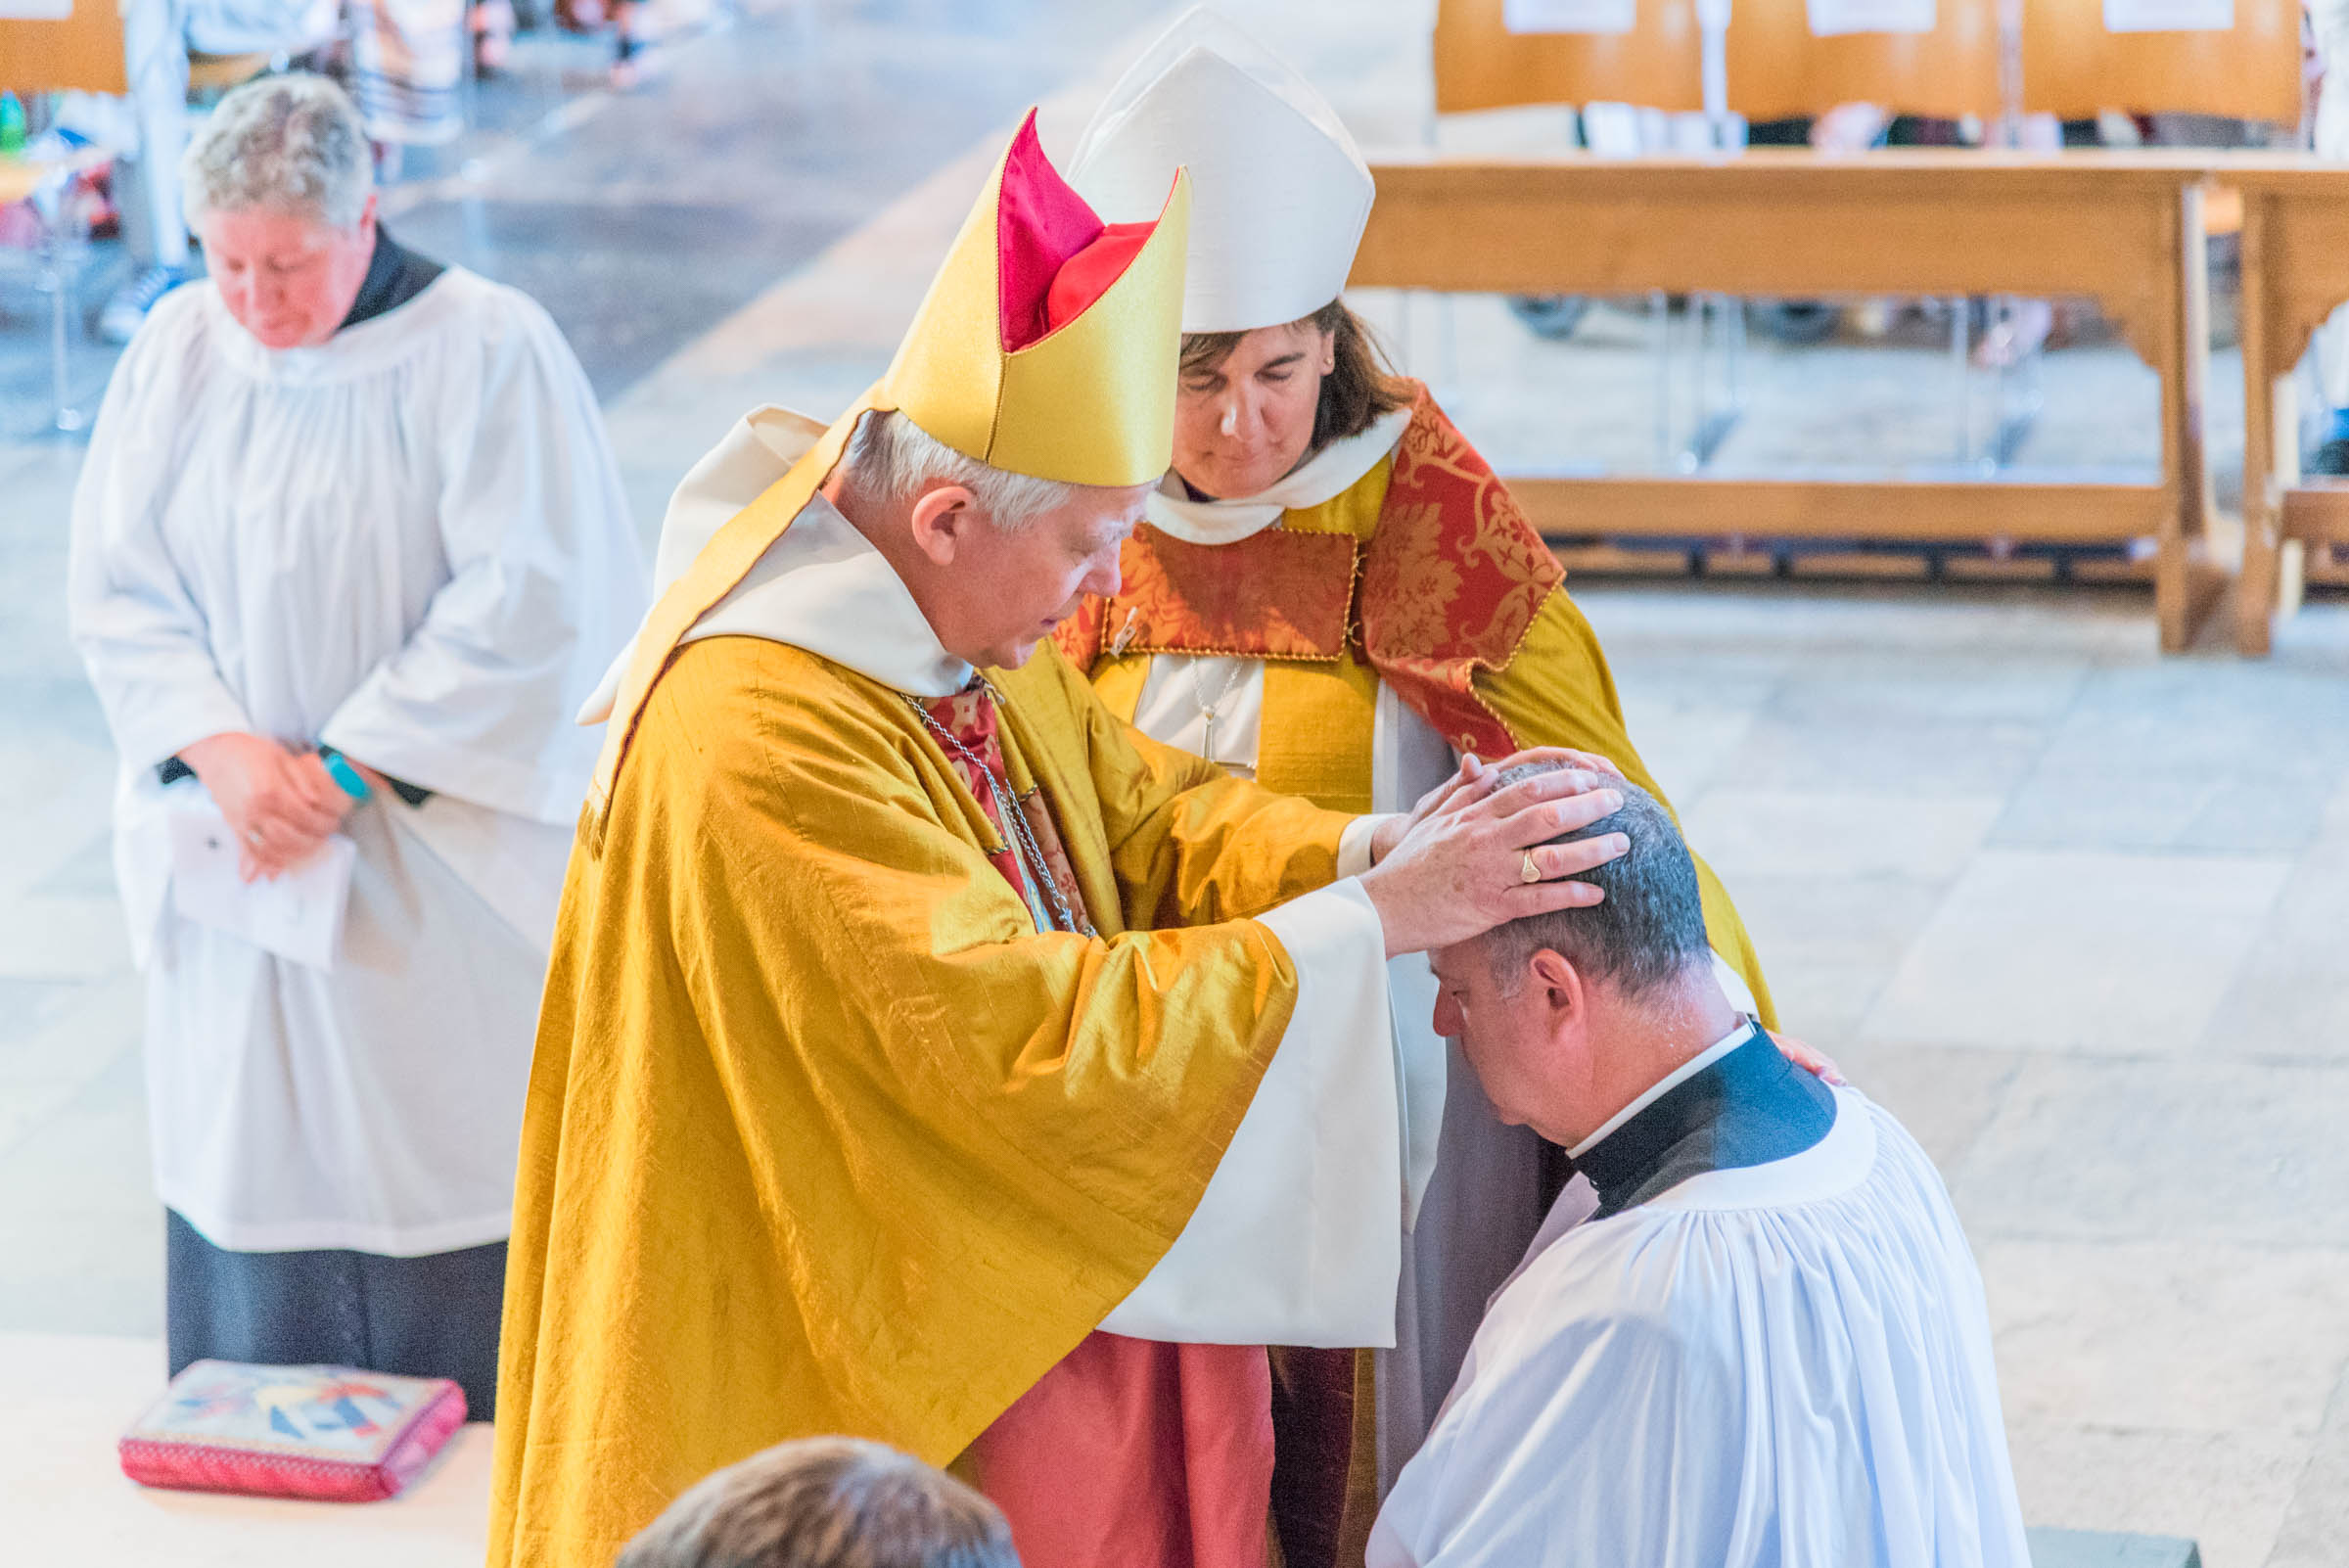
[320,749,372,803]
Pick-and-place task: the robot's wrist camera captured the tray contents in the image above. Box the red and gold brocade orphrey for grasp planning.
[1055,384,1563,760]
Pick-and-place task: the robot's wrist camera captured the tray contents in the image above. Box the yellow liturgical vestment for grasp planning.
[490,592,1361,1567]
[492,108,1442,1568]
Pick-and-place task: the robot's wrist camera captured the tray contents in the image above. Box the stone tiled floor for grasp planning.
[1589,583,2349,1567]
[4,1,2349,1564]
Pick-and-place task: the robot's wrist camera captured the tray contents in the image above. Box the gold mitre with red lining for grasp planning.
[884,109,1192,488]
[580,114,1192,815]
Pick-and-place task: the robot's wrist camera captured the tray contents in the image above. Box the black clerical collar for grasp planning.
[1571,1024,1836,1221]
[339,227,445,331]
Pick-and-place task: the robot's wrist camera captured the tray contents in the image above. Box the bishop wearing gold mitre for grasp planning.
[1053,12,1783,1563]
[485,112,1631,1568]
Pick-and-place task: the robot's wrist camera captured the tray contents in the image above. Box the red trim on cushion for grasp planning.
[997,109,1106,351]
[118,1381,467,1502]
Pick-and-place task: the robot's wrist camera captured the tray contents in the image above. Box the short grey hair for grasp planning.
[1481,766,1711,999]
[844,410,1079,530]
[183,73,372,230]
[617,1437,1016,1568]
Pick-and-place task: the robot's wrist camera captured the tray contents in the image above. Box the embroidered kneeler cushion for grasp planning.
[118,1360,467,1501]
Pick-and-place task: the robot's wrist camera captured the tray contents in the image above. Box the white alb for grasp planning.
[69,269,647,1256]
[1368,1087,2032,1568]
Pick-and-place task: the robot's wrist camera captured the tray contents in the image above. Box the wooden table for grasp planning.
[1349,150,2227,652]
[2224,161,2349,654]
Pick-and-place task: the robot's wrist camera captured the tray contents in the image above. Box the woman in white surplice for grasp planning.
[67,74,645,1415]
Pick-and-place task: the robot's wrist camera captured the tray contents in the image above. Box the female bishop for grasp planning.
[1059,12,1781,1561]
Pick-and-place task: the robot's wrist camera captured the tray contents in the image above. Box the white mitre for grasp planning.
[1068,6,1374,334]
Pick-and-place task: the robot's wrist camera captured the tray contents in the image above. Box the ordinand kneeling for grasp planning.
[1368,766,2030,1568]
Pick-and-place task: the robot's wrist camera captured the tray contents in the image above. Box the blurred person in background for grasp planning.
[345,0,468,177]
[67,72,645,1416]
[1057,12,1780,1561]
[619,1438,1020,1568]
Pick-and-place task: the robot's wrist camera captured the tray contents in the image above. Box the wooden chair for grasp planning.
[2018,0,2310,652]
[0,0,127,96]
[1725,0,2003,124]
[1727,0,2017,474]
[1435,0,1761,471]
[1434,0,1706,115]
[2022,0,2302,123]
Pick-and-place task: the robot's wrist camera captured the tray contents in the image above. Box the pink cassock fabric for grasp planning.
[937,690,1274,1565]
[968,1330,1274,1568]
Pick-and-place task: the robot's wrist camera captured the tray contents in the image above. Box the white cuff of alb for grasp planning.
[1338,812,1402,880]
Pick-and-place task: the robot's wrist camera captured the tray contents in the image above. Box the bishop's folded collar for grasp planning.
[1571,1025,1837,1222]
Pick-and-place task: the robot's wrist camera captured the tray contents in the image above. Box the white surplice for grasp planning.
[1367,1087,2031,1568]
[69,270,647,1256]
[580,403,1440,1350]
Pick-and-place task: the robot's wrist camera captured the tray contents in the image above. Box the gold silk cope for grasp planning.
[1080,445,1775,1031]
[487,636,1352,1568]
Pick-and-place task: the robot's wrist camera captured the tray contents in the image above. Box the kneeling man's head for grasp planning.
[1432,763,1740,1147]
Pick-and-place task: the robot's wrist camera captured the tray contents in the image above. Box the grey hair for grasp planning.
[1481,765,1711,999]
[182,73,372,230]
[617,1437,1016,1568]
[843,410,1079,530]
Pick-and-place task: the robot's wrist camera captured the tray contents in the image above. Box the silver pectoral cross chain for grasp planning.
[1193,659,1246,766]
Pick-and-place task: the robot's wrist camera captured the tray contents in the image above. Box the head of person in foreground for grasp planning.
[1431,763,1746,1148]
[184,72,380,350]
[616,1436,1018,1568]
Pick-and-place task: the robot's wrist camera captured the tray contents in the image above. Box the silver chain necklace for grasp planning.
[1192,658,1248,765]
[906,687,1093,938]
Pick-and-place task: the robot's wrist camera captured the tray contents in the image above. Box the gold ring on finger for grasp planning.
[1519,848,1542,884]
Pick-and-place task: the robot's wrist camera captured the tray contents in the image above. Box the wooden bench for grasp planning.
[1350,149,2228,650]
[2225,162,2349,653]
